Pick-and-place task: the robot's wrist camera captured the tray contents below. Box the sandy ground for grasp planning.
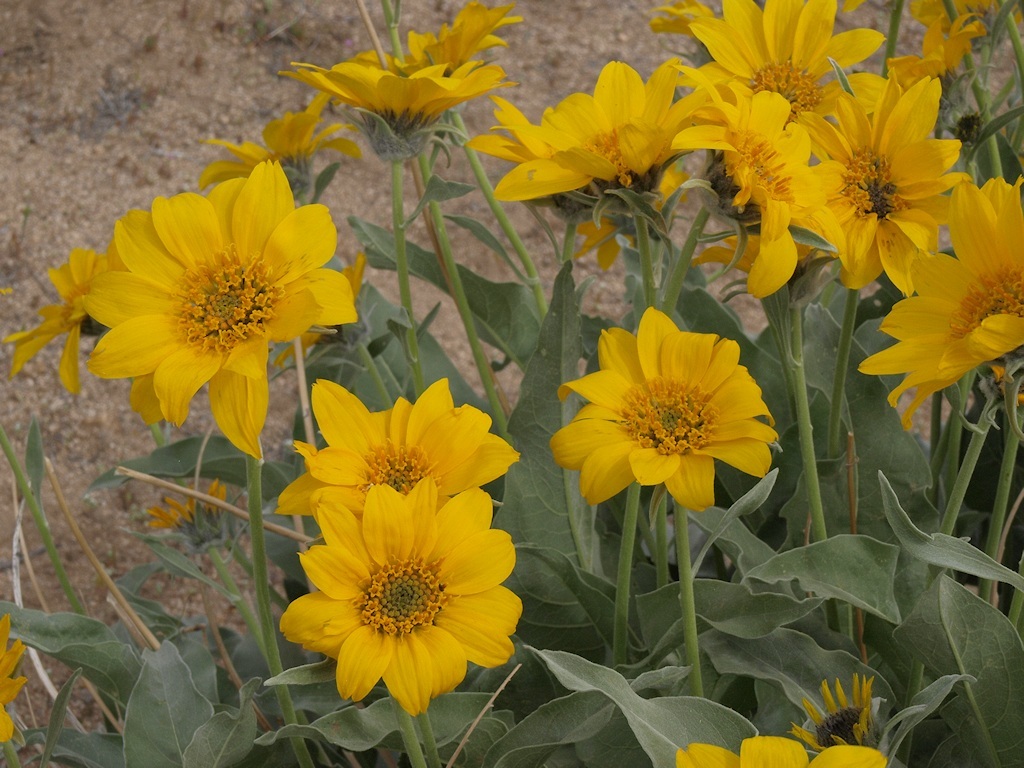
[0,0,893,731]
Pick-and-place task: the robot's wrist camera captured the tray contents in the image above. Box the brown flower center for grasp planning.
[815,706,865,748]
[177,245,282,354]
[621,378,718,455]
[364,441,436,494]
[949,267,1024,340]
[750,62,823,121]
[842,148,905,220]
[360,559,447,635]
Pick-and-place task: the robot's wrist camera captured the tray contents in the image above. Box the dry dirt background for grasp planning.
[0,0,893,736]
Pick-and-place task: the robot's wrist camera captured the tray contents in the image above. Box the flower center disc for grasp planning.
[734,133,794,203]
[842,148,904,219]
[361,559,446,635]
[585,128,635,188]
[750,62,823,120]
[178,246,281,353]
[365,441,435,494]
[950,267,1024,339]
[621,378,718,455]
[815,706,865,748]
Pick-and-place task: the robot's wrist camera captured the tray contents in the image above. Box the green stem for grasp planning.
[416,711,443,768]
[149,422,166,447]
[827,289,859,459]
[244,454,315,768]
[561,220,578,264]
[661,207,709,312]
[3,740,21,767]
[451,111,547,318]
[789,307,829,542]
[416,155,510,439]
[928,392,947,507]
[898,659,926,764]
[652,486,670,590]
[675,504,704,697]
[208,548,265,658]
[880,0,906,76]
[614,483,641,666]
[939,417,992,536]
[395,702,429,768]
[392,160,425,395]
[1009,551,1024,631]
[379,0,403,57]
[357,343,395,408]
[979,411,1020,602]
[636,216,657,309]
[0,422,85,614]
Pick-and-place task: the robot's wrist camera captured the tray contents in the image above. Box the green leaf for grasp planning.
[311,161,340,204]
[744,534,902,623]
[138,537,237,601]
[893,576,1024,767]
[405,174,475,225]
[574,707,652,768]
[690,505,777,576]
[701,627,893,713]
[256,691,492,750]
[25,417,44,500]
[532,648,756,763]
[691,470,778,574]
[879,472,1024,592]
[38,668,83,768]
[123,642,215,768]
[881,674,973,758]
[0,602,141,703]
[971,106,1024,158]
[789,224,838,252]
[265,658,337,687]
[22,731,125,768]
[828,56,855,96]
[182,678,260,767]
[444,214,517,277]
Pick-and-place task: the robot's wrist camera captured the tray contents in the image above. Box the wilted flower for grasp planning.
[551,308,776,509]
[147,480,231,553]
[280,480,521,715]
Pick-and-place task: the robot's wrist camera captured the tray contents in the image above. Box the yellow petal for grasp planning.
[552,418,630,472]
[808,746,886,768]
[637,308,681,379]
[336,625,393,702]
[629,448,682,485]
[152,193,222,269]
[208,368,267,458]
[263,204,338,284]
[665,454,716,511]
[579,441,636,504]
[85,272,174,327]
[363,484,417,564]
[382,634,435,716]
[312,379,383,454]
[231,161,295,259]
[299,545,370,600]
[415,626,468,699]
[434,587,521,667]
[676,743,741,768]
[739,736,809,767]
[88,316,180,379]
[439,529,516,595]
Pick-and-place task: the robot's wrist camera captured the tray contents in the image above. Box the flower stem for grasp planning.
[674,504,704,697]
[880,0,906,76]
[451,111,547,318]
[416,711,443,768]
[789,307,828,542]
[416,154,510,439]
[208,548,266,658]
[3,740,21,767]
[561,221,578,264]
[939,416,992,536]
[827,288,859,459]
[244,454,315,768]
[149,422,166,447]
[396,702,429,768]
[613,483,641,666]
[660,207,709,313]
[357,343,395,408]
[979,411,1021,602]
[392,160,425,395]
[635,215,657,309]
[651,485,669,589]
[0,421,85,614]
[928,392,947,507]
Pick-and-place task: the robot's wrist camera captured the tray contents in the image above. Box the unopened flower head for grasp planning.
[860,178,1024,427]
[4,247,111,394]
[791,674,878,751]
[0,614,27,743]
[199,93,361,196]
[280,480,522,715]
[276,377,519,519]
[85,161,358,457]
[551,308,776,509]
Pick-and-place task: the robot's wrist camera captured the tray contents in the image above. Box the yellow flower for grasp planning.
[677,736,887,768]
[403,2,521,74]
[85,161,358,458]
[276,378,519,518]
[860,178,1024,427]
[912,0,998,29]
[0,614,27,743]
[649,0,717,37]
[469,59,705,202]
[673,86,841,297]
[285,57,510,160]
[4,247,110,394]
[280,480,522,716]
[147,480,230,552]
[887,15,986,88]
[199,93,361,190]
[684,0,884,124]
[791,675,877,751]
[805,76,966,294]
[551,308,776,509]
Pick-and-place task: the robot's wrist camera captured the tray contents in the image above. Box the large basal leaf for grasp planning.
[182,678,259,767]
[22,731,125,768]
[351,215,541,368]
[0,602,141,704]
[532,648,756,764]
[690,506,777,576]
[881,674,973,758]
[574,706,652,768]
[879,473,1024,593]
[256,691,493,751]
[485,690,614,768]
[500,262,584,560]
[701,627,894,714]
[123,642,215,768]
[744,534,902,623]
[893,576,1024,767]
